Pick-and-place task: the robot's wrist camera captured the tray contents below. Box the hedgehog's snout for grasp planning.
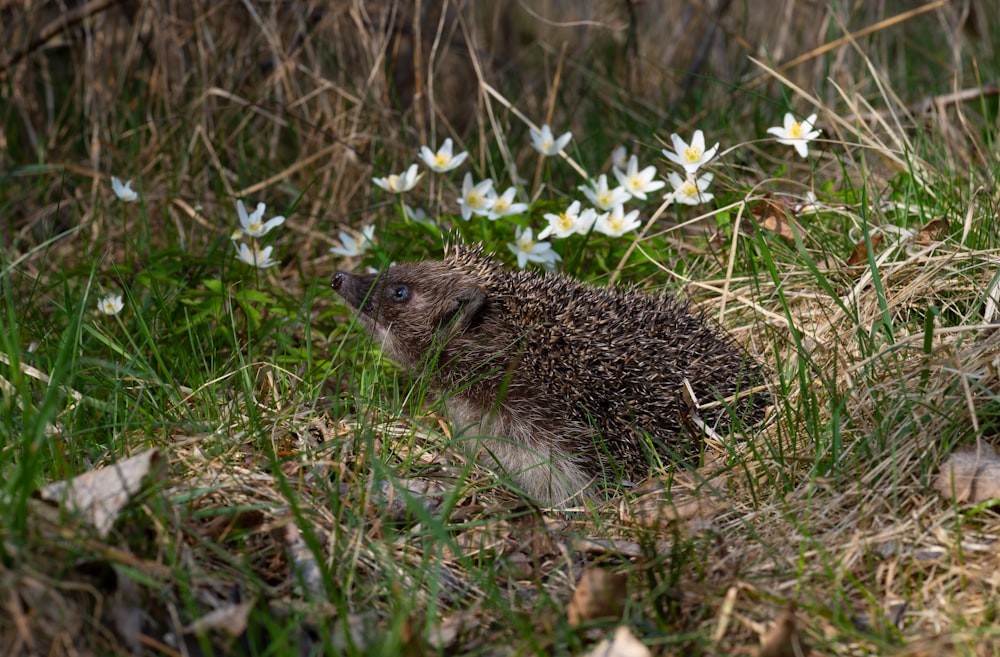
[331,271,371,311]
[330,271,356,303]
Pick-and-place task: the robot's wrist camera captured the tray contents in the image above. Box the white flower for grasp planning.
[330,225,376,257]
[576,207,598,235]
[97,294,124,316]
[373,163,423,193]
[418,138,468,173]
[613,155,666,201]
[507,226,561,269]
[235,242,279,268]
[594,204,641,237]
[487,187,529,220]
[111,177,138,202]
[610,145,628,171]
[538,201,596,239]
[232,200,285,240]
[580,174,631,211]
[457,173,497,220]
[529,124,572,156]
[404,204,432,224]
[793,191,820,214]
[662,130,719,174]
[766,112,821,158]
[666,172,714,206]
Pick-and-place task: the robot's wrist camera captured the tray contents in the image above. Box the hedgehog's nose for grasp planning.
[331,272,346,290]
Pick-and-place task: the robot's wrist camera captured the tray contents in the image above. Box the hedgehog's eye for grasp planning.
[390,284,410,303]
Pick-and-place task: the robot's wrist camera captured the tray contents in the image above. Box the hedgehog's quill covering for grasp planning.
[332,244,769,505]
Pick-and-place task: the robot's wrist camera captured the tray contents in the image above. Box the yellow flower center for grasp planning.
[434,153,449,167]
[386,175,400,191]
[494,198,509,213]
[597,191,613,206]
[681,181,698,197]
[541,139,553,151]
[557,213,575,231]
[518,236,535,251]
[609,216,624,231]
[249,222,262,232]
[684,146,702,162]
[469,191,483,207]
[789,122,803,138]
[629,179,641,190]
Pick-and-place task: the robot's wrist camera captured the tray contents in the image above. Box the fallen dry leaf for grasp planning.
[566,567,628,627]
[916,215,949,244]
[37,449,162,538]
[846,233,883,266]
[758,604,808,657]
[184,599,254,638]
[749,197,800,241]
[581,626,650,657]
[934,443,1000,504]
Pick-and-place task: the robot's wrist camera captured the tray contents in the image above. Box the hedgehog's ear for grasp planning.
[443,285,486,331]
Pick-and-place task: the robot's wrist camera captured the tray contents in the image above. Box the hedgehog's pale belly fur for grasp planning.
[331,244,769,506]
[446,396,595,504]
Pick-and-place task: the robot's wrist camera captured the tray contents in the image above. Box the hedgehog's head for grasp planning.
[331,261,487,370]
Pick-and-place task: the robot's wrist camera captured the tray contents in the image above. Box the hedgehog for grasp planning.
[331,244,769,505]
